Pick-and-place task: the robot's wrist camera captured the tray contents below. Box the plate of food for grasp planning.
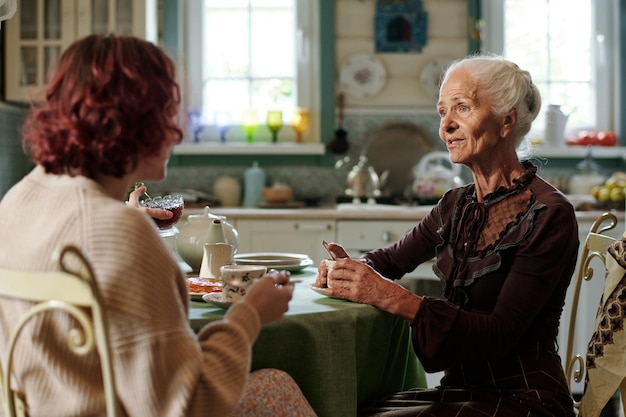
[202,292,232,309]
[233,253,314,271]
[186,276,222,301]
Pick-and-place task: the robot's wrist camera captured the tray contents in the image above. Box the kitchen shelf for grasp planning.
[173,142,325,155]
[530,146,626,159]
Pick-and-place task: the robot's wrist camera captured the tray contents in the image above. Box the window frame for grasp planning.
[481,0,619,134]
[181,0,320,144]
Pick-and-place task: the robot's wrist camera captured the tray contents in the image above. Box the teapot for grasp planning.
[175,206,239,272]
[345,155,389,199]
[412,151,464,203]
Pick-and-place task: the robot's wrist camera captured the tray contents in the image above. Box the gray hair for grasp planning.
[441,54,541,153]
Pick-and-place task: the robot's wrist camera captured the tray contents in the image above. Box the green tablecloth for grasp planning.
[188,267,426,417]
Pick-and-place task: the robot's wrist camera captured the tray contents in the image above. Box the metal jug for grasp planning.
[345,155,389,199]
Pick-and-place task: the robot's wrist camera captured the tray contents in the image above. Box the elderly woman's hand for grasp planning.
[325,257,422,321]
[127,185,173,221]
[315,241,350,288]
[323,258,391,303]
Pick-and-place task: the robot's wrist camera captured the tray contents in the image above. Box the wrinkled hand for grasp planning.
[127,185,173,221]
[244,269,294,324]
[316,241,349,288]
[320,257,392,306]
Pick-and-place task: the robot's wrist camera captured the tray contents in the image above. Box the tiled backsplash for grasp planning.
[0,105,613,203]
[147,112,446,203]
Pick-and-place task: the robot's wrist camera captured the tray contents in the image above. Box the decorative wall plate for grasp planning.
[419,57,455,98]
[340,54,387,99]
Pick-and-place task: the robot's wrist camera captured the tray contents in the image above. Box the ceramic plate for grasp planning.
[189,292,205,301]
[234,253,314,271]
[340,53,387,98]
[309,284,329,296]
[202,293,233,309]
[308,284,347,301]
[419,57,454,98]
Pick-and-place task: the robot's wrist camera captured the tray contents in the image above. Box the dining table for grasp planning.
[188,266,427,417]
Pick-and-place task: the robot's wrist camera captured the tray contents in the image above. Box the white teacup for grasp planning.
[221,264,267,302]
[324,259,336,288]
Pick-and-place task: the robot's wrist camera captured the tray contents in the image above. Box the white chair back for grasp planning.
[565,212,618,412]
[0,245,119,417]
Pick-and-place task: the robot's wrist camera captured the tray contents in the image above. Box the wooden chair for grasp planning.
[565,211,618,413]
[0,245,120,417]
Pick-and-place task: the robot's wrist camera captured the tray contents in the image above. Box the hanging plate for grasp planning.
[340,54,387,99]
[419,57,455,98]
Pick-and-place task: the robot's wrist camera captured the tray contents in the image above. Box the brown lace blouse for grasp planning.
[363,163,579,416]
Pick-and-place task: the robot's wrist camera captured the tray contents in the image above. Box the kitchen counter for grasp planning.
[184,204,624,222]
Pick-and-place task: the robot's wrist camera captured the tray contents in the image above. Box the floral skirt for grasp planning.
[230,368,317,417]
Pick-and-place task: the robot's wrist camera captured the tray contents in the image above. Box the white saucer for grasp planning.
[202,293,233,309]
[309,284,329,296]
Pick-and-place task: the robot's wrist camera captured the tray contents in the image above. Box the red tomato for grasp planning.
[597,131,618,146]
[576,130,598,146]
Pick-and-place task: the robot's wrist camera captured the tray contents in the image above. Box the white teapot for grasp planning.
[175,206,239,272]
[412,152,464,203]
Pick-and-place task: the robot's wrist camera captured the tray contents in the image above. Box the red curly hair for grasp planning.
[22,34,183,178]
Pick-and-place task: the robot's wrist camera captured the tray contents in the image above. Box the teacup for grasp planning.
[221,264,267,302]
[324,259,336,288]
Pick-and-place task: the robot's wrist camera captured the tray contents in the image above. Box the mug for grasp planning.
[199,242,234,279]
[221,264,267,302]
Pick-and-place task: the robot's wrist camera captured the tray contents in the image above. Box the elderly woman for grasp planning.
[318,55,578,416]
[0,34,316,417]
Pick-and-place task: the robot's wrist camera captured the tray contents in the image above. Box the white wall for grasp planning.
[335,0,468,109]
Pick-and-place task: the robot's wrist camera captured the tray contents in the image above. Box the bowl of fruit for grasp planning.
[590,172,626,211]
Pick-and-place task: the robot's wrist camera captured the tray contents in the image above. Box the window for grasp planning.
[482,0,618,138]
[183,0,319,143]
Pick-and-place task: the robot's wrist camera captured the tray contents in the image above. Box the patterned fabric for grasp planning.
[580,235,626,417]
[231,369,317,417]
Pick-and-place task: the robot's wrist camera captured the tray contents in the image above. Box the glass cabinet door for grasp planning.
[5,0,152,102]
[6,0,73,101]
[76,0,147,38]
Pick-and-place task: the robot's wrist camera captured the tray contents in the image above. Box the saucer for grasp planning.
[309,284,329,296]
[309,284,349,301]
[202,293,233,309]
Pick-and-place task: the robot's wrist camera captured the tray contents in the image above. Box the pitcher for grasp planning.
[544,104,569,147]
[199,242,234,279]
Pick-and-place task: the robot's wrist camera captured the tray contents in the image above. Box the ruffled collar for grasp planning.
[465,161,537,206]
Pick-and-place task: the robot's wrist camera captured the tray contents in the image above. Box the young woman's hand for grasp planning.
[127,185,173,221]
[244,270,294,324]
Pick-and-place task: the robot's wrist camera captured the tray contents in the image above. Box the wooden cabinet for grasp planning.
[5,0,155,102]
[236,219,335,265]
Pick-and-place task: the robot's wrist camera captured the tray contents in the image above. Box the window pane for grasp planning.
[20,0,38,40]
[200,0,297,127]
[250,9,294,78]
[204,80,250,117]
[503,0,594,130]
